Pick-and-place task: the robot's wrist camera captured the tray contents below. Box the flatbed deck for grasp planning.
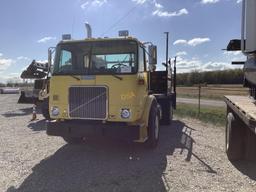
[224,95,256,135]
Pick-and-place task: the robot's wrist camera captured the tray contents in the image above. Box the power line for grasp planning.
[100,4,140,37]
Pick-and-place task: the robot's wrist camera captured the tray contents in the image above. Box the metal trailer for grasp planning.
[224,96,256,160]
[225,0,256,160]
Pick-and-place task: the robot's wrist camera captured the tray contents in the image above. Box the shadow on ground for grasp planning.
[2,107,32,117]
[27,119,46,131]
[232,161,256,181]
[6,120,216,192]
[2,106,42,118]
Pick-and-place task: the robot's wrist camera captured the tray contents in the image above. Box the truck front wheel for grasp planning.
[146,104,160,148]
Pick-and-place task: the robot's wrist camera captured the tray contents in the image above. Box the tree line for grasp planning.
[0,81,34,88]
[1,69,244,87]
[177,69,244,86]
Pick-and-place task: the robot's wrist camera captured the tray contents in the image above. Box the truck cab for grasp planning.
[46,35,176,148]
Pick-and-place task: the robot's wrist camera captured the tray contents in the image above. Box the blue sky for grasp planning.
[0,0,244,82]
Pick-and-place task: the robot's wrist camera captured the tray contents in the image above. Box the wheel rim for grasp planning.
[155,115,159,140]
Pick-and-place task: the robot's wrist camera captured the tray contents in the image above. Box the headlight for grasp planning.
[51,106,60,116]
[121,109,130,119]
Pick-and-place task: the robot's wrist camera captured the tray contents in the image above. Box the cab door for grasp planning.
[136,46,148,107]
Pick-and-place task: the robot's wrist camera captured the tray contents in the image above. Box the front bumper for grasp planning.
[46,120,140,141]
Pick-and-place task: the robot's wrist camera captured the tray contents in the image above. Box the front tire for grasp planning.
[146,103,160,148]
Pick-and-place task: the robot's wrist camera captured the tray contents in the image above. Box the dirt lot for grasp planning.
[0,94,256,192]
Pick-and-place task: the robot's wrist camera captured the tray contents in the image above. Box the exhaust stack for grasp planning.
[85,23,92,38]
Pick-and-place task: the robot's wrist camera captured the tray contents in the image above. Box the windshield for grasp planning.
[53,40,137,75]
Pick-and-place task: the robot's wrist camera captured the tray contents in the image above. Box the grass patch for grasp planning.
[177,93,224,100]
[176,86,248,101]
[174,103,226,126]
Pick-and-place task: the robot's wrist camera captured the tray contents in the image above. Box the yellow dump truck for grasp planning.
[46,30,176,148]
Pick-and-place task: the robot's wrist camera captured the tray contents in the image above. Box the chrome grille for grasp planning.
[69,86,107,119]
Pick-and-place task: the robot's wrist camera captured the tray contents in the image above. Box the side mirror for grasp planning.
[48,49,52,67]
[48,47,56,73]
[148,45,157,65]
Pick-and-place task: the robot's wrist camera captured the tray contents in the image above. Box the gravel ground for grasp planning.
[0,94,256,192]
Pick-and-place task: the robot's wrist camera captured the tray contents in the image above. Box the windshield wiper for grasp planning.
[70,75,80,81]
[53,71,81,81]
[111,74,123,80]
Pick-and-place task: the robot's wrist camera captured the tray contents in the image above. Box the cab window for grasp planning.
[58,50,72,72]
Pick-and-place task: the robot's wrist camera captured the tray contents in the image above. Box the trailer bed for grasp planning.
[224,95,256,135]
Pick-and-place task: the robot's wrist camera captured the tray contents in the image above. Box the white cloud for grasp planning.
[153,8,188,17]
[176,51,187,56]
[81,0,107,9]
[81,1,89,9]
[173,39,187,45]
[154,2,163,9]
[0,73,22,83]
[201,0,219,4]
[37,59,48,63]
[91,0,107,6]
[171,53,241,73]
[188,38,211,46]
[0,58,14,71]
[172,56,202,73]
[223,50,246,63]
[37,36,56,43]
[150,0,188,18]
[223,50,242,56]
[17,56,30,60]
[236,0,242,3]
[131,0,188,18]
[173,38,210,46]
[176,57,201,67]
[0,55,17,76]
[202,61,229,71]
[132,0,148,4]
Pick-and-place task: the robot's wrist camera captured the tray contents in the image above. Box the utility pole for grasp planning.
[198,84,201,116]
[164,32,169,96]
[173,56,177,109]
[164,32,169,72]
